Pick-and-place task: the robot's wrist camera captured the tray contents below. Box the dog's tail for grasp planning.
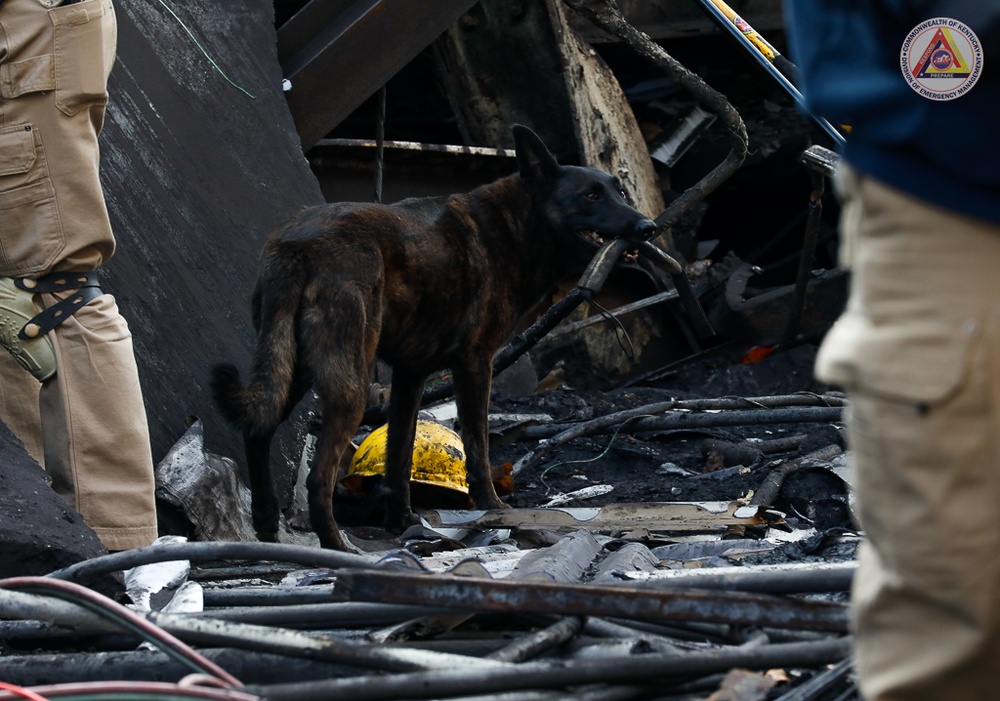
[212,254,305,436]
[210,363,255,429]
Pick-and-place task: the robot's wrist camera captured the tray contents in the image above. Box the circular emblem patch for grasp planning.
[900,17,983,100]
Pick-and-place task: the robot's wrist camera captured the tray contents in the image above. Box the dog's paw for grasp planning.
[255,529,279,543]
[319,529,357,552]
[476,496,511,511]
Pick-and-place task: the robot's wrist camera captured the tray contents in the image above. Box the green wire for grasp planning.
[154,0,257,100]
[539,414,654,493]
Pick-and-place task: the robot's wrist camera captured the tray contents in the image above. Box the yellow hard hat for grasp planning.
[344,420,469,495]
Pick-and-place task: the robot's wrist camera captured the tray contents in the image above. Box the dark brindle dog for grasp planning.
[212,125,656,550]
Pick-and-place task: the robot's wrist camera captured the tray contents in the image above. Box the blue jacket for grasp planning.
[784,1,1000,224]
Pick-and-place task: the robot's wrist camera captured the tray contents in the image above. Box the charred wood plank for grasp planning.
[514,406,843,444]
[513,393,844,474]
[564,0,748,248]
[332,569,850,632]
[423,502,780,535]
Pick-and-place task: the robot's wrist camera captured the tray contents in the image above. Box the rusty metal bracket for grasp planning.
[781,145,840,345]
[800,144,840,179]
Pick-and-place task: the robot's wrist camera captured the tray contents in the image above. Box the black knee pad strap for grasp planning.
[15,271,103,339]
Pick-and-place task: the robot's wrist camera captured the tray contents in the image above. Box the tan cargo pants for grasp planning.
[0,0,157,550]
[817,167,1000,700]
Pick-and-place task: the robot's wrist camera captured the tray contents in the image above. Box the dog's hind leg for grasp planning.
[452,361,508,511]
[245,431,280,542]
[244,372,311,543]
[309,352,368,550]
[307,403,361,551]
[382,367,426,533]
[302,279,381,550]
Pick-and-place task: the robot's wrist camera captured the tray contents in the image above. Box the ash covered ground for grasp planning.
[493,341,856,561]
[333,338,857,570]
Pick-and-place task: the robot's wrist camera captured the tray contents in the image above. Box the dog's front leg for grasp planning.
[453,363,508,511]
[382,368,425,533]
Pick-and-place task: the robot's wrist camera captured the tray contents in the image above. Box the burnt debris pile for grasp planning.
[0,0,864,697]
[0,486,857,699]
[0,363,859,699]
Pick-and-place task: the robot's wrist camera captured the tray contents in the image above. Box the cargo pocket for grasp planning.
[0,54,56,99]
[816,310,981,407]
[50,0,115,117]
[0,125,64,276]
[830,310,999,592]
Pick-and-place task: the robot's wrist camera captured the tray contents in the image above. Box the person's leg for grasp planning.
[818,169,1000,699]
[40,291,158,549]
[0,0,157,549]
[0,352,43,461]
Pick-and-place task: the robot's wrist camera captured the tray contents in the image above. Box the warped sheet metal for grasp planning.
[423,501,783,534]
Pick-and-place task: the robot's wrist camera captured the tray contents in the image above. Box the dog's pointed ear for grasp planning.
[513,125,559,187]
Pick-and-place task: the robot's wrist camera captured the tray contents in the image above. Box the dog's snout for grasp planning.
[634,219,657,241]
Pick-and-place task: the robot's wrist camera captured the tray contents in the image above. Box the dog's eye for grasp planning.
[584,192,600,202]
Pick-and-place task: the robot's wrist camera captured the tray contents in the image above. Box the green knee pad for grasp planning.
[0,277,56,382]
